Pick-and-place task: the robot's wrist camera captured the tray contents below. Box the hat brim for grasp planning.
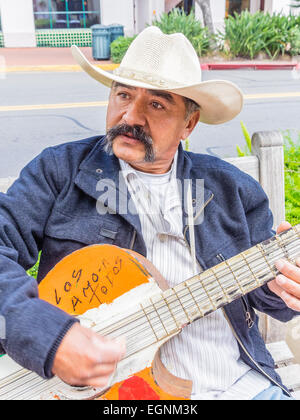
[71,45,243,125]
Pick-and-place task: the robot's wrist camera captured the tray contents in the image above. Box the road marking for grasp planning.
[0,92,300,112]
[4,64,119,73]
[244,92,300,100]
[0,101,109,112]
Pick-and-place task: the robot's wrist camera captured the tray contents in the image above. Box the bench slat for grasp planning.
[291,390,300,400]
[266,341,295,366]
[276,364,300,391]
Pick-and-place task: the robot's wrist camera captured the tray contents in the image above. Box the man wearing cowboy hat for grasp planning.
[0,26,299,400]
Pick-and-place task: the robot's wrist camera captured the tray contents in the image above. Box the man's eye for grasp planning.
[118,92,130,99]
[152,102,164,110]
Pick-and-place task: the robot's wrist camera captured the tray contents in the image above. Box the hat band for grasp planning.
[113,66,183,89]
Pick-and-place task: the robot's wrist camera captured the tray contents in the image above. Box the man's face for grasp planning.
[105,83,199,172]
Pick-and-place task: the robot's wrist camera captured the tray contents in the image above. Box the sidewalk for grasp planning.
[1,46,299,72]
[0,47,118,72]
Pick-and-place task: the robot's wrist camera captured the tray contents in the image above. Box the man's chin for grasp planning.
[112,140,146,163]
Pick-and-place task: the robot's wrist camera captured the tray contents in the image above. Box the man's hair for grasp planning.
[183,97,201,120]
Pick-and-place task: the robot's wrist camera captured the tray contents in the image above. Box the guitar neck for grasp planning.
[91,225,300,365]
[151,224,300,333]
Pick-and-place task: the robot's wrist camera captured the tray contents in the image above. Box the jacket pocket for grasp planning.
[44,210,120,245]
[38,211,121,282]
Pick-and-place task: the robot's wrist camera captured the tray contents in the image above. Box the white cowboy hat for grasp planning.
[71,26,243,125]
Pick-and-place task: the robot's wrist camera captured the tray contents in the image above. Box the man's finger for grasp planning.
[280,290,300,312]
[276,221,292,234]
[268,279,285,297]
[276,274,300,299]
[92,336,126,364]
[275,259,300,284]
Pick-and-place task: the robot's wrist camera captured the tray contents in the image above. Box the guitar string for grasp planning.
[85,231,299,342]
[98,239,300,356]
[93,234,300,338]
[1,231,299,400]
[102,229,300,337]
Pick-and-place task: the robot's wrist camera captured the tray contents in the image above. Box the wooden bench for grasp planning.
[0,131,299,399]
[266,341,300,399]
[226,131,300,399]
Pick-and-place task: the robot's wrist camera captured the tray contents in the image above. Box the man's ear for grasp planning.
[181,110,200,140]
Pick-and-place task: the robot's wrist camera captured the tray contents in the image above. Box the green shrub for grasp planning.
[220,11,300,59]
[110,35,136,63]
[236,121,252,157]
[237,126,300,226]
[152,9,212,56]
[27,252,41,280]
[283,131,300,226]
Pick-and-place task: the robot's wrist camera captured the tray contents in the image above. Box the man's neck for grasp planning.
[129,163,172,174]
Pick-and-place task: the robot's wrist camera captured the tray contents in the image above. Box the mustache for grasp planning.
[104,124,155,162]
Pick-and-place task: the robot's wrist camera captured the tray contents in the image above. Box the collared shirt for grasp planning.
[119,153,271,400]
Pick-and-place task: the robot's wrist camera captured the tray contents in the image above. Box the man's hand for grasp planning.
[52,323,126,388]
[268,221,300,312]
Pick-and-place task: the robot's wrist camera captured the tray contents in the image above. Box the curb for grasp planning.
[201,62,300,70]
[3,62,300,73]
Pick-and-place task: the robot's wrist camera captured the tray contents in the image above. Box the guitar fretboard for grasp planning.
[128,224,300,344]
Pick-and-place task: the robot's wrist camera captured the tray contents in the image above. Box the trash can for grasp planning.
[91,24,111,60]
[108,24,124,43]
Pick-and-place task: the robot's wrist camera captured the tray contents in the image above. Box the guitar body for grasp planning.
[38,244,192,400]
[3,225,298,399]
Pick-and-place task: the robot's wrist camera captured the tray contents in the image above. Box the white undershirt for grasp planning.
[119,155,270,400]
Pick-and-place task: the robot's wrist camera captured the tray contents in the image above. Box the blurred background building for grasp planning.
[0,0,299,48]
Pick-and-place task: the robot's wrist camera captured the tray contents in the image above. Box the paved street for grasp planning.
[0,68,300,177]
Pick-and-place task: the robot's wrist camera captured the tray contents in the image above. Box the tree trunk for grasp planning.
[195,0,214,33]
[195,0,216,50]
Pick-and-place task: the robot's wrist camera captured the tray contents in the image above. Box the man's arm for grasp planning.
[242,180,300,321]
[0,147,126,386]
[0,148,78,377]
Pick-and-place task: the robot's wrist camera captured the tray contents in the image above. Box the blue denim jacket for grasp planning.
[0,135,298,393]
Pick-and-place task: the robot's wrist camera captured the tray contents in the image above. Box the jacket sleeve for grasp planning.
[242,178,300,322]
[0,148,78,379]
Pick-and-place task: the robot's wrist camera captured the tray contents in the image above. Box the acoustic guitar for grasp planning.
[0,224,299,400]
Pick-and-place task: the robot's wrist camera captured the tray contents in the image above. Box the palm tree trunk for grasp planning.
[195,0,217,50]
[195,0,214,34]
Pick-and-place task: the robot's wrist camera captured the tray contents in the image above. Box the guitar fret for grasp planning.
[150,297,169,338]
[240,250,261,288]
[292,226,300,262]
[160,292,181,331]
[274,234,290,261]
[209,266,230,304]
[223,259,245,295]
[196,274,217,311]
[162,287,189,327]
[293,225,300,240]
[140,303,159,342]
[172,287,192,324]
[257,243,277,278]
[184,281,204,318]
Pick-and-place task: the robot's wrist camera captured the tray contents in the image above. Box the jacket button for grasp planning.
[96,168,103,174]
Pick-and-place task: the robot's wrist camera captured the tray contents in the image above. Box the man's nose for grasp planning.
[122,101,146,127]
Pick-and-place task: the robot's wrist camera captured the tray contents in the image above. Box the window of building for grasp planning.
[33,0,101,29]
[226,0,251,17]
